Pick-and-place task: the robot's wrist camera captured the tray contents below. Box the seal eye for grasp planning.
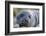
[28,15,31,19]
[16,14,25,20]
[20,14,24,17]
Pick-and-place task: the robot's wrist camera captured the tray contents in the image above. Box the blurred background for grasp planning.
[13,8,39,16]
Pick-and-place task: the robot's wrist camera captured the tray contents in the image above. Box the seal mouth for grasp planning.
[19,19,28,27]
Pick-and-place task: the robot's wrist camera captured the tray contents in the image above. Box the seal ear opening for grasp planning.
[28,15,31,19]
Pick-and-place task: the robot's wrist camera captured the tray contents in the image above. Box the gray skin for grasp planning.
[15,10,39,27]
[16,11,31,27]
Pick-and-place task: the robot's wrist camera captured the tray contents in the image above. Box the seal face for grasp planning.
[16,11,31,27]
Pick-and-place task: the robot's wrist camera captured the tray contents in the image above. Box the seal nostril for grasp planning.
[25,19,28,23]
